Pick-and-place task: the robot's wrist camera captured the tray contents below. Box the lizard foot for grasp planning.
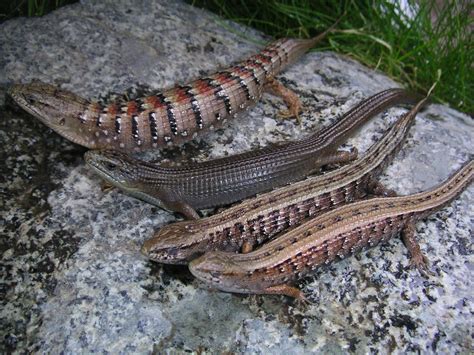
[409,253,434,277]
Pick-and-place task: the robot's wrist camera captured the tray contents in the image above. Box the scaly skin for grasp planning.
[189,160,473,299]
[85,89,421,219]
[8,23,338,152]
[142,96,427,263]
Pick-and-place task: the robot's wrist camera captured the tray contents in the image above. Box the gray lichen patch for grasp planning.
[0,108,84,352]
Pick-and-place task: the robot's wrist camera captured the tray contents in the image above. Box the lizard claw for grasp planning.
[297,292,311,305]
[348,146,359,160]
[409,254,434,277]
[381,187,397,197]
[100,181,114,193]
[292,291,314,310]
[277,105,304,124]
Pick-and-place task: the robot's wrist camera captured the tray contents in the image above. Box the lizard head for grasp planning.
[141,220,213,265]
[85,149,175,210]
[142,207,251,264]
[84,149,141,189]
[189,251,250,294]
[8,81,100,148]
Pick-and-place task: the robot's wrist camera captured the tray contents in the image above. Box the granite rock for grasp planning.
[0,0,472,353]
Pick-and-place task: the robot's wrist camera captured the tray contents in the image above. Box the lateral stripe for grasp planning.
[251,59,269,76]
[115,116,121,134]
[131,115,140,142]
[211,74,234,115]
[221,70,251,101]
[180,85,204,130]
[156,93,178,138]
[149,112,159,142]
[242,63,261,86]
[262,48,281,67]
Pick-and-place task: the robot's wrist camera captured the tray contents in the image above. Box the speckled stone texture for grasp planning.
[0,0,472,353]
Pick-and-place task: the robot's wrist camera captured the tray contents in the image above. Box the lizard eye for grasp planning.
[24,94,35,105]
[105,162,117,170]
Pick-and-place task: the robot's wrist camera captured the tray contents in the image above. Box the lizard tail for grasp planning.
[287,12,345,60]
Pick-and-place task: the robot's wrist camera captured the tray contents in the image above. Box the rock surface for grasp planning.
[0,0,472,353]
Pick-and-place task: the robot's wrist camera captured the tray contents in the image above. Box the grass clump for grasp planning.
[189,0,473,114]
[0,0,77,21]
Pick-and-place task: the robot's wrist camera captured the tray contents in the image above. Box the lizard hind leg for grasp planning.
[312,148,359,174]
[265,77,304,124]
[366,177,397,197]
[401,222,434,277]
[302,148,358,177]
[241,241,254,254]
